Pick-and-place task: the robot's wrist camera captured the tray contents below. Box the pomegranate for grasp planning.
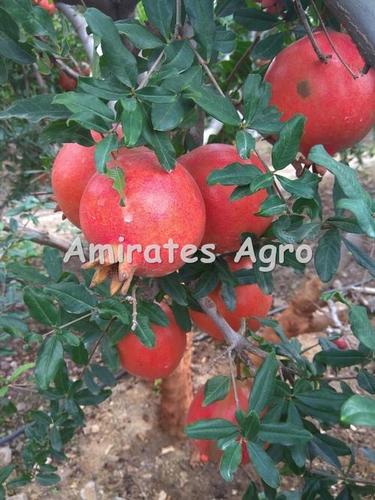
[79,147,206,282]
[264,31,375,156]
[190,258,272,341]
[333,337,349,350]
[34,0,56,14]
[260,0,285,14]
[58,71,77,91]
[117,303,186,380]
[51,143,96,227]
[186,381,250,462]
[179,144,272,254]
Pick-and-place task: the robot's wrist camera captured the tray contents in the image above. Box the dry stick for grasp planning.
[294,0,330,63]
[2,223,72,253]
[189,41,226,97]
[56,2,94,64]
[227,35,260,87]
[310,0,358,79]
[55,58,80,79]
[228,352,240,409]
[32,63,48,93]
[174,0,182,38]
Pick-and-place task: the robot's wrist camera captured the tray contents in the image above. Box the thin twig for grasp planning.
[310,468,375,487]
[189,40,226,97]
[56,3,94,64]
[55,58,80,79]
[310,0,358,78]
[227,36,260,87]
[294,0,330,63]
[228,352,240,409]
[137,49,165,89]
[174,0,182,38]
[32,63,48,93]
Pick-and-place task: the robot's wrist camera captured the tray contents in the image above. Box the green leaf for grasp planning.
[272,115,305,170]
[185,85,241,126]
[137,86,176,103]
[44,283,96,314]
[185,418,239,440]
[250,172,274,193]
[35,472,60,486]
[94,134,118,173]
[295,389,348,424]
[99,299,130,325]
[85,8,138,87]
[315,349,369,368]
[50,426,62,452]
[0,464,15,484]
[142,128,176,171]
[134,314,156,348]
[91,364,116,386]
[258,423,312,446]
[234,8,279,31]
[115,19,164,49]
[247,442,279,488]
[151,97,186,131]
[207,162,260,186]
[327,216,363,234]
[235,130,255,159]
[0,32,34,64]
[143,0,175,39]
[252,32,284,60]
[193,268,219,298]
[41,120,94,146]
[0,57,8,85]
[139,301,169,327]
[0,94,69,122]
[349,305,375,351]
[204,376,231,406]
[314,229,341,282]
[184,0,216,59]
[162,65,203,93]
[0,8,19,39]
[342,237,375,277]
[24,287,58,326]
[341,395,375,427]
[219,441,242,481]
[336,198,375,238]
[43,247,63,281]
[35,336,64,390]
[242,74,262,124]
[120,97,143,147]
[275,170,319,199]
[159,273,188,306]
[160,40,195,77]
[105,167,126,206]
[54,92,114,124]
[215,26,236,54]
[257,194,286,216]
[74,388,111,405]
[170,302,192,332]
[238,410,260,441]
[7,362,35,383]
[78,77,131,100]
[357,369,375,394]
[249,353,278,414]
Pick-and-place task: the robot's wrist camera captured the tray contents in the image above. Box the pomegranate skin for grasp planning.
[190,258,272,341]
[260,0,285,14]
[79,147,206,277]
[51,143,96,228]
[186,382,250,462]
[58,71,77,91]
[34,0,56,14]
[117,303,186,380]
[264,31,375,156]
[179,144,272,254]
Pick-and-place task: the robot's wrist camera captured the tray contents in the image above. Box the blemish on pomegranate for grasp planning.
[297,80,311,98]
[124,213,133,223]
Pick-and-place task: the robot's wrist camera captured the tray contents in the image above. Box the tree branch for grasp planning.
[294,0,330,63]
[56,3,94,64]
[3,223,73,253]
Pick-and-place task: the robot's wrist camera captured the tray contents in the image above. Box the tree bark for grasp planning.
[159,333,193,438]
[322,0,375,68]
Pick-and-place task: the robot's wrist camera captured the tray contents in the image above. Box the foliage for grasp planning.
[0,0,375,498]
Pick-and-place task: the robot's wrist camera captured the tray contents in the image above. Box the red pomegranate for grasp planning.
[34,0,56,14]
[117,303,186,380]
[190,258,272,341]
[58,71,77,91]
[79,147,206,280]
[51,143,96,227]
[333,337,349,350]
[186,381,250,462]
[260,0,285,14]
[264,31,375,156]
[179,144,272,254]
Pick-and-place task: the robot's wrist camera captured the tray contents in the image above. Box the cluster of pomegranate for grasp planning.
[50,29,374,462]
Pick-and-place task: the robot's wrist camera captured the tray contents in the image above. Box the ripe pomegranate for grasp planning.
[186,382,250,462]
[264,31,375,156]
[117,303,186,380]
[79,147,206,280]
[333,337,349,350]
[34,0,56,14]
[58,71,77,91]
[190,258,272,341]
[260,0,285,14]
[179,144,272,254]
[51,143,96,227]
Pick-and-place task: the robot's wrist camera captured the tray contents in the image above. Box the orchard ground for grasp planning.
[2,140,375,499]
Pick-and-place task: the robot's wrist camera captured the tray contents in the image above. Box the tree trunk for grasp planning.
[322,0,375,68]
[159,333,193,438]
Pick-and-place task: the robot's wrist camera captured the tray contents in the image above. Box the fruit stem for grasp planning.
[294,0,331,63]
